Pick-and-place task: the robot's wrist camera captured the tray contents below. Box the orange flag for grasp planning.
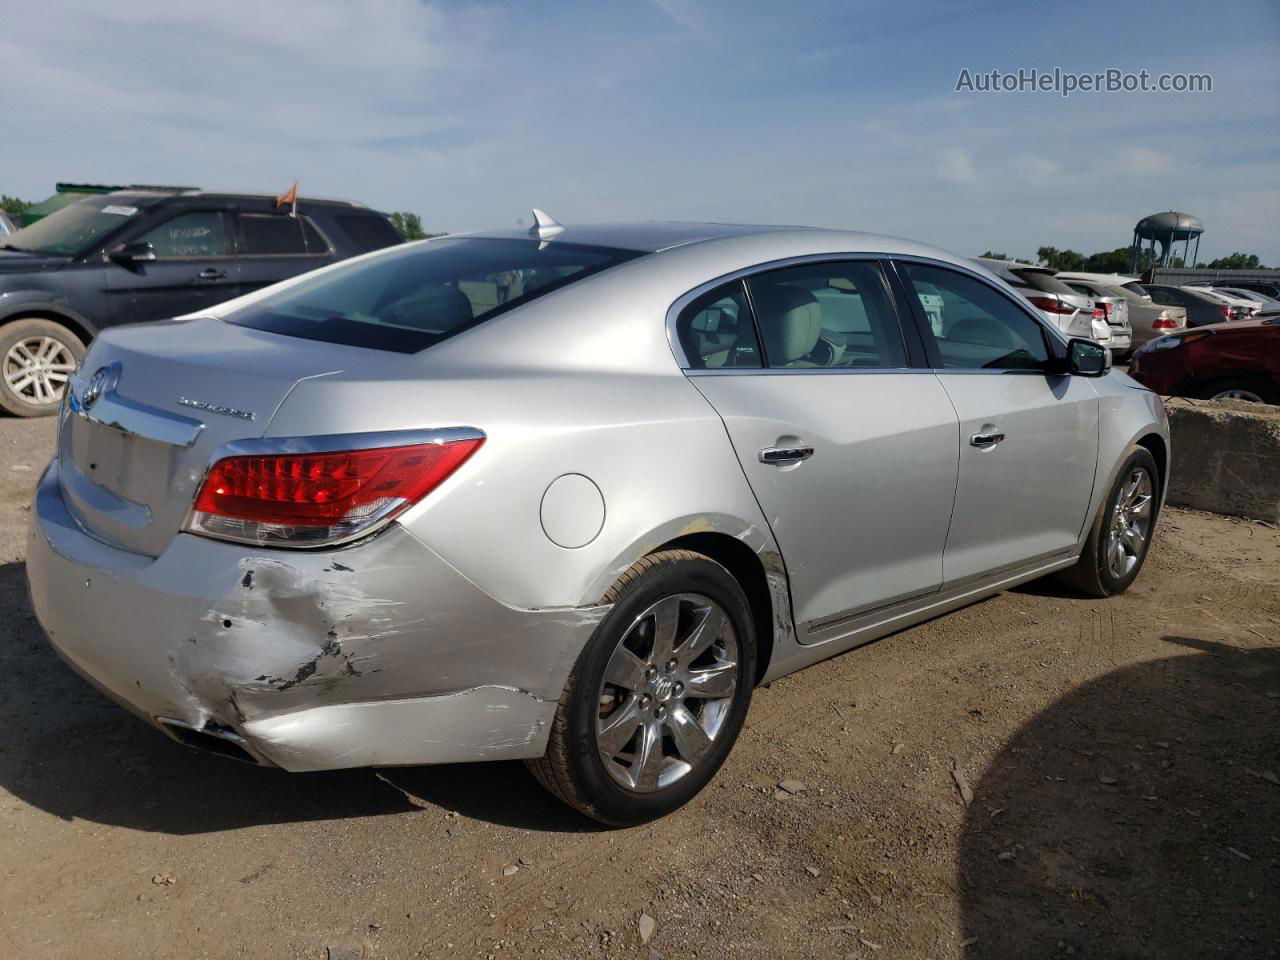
[275,180,298,217]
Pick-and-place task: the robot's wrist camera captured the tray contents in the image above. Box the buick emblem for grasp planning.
[82,367,111,410]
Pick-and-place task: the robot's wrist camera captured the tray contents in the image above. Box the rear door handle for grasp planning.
[759,445,814,465]
[197,268,229,281]
[969,432,1005,448]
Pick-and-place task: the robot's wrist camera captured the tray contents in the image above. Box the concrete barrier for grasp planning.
[1163,397,1280,524]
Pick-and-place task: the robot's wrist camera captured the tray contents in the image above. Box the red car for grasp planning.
[1128,317,1279,404]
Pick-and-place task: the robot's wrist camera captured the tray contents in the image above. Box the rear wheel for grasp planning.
[1195,377,1279,405]
[1057,448,1159,597]
[527,549,756,825]
[0,318,85,417]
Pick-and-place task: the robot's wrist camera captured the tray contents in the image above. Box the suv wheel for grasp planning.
[527,549,756,825]
[0,318,85,417]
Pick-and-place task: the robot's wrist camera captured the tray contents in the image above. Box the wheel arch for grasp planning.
[646,531,781,686]
[1135,432,1168,500]
[0,305,96,347]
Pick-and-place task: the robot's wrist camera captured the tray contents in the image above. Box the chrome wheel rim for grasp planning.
[595,593,739,793]
[1211,388,1263,403]
[2,336,76,406]
[1105,466,1154,579]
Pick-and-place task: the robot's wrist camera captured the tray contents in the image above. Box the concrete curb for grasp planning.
[1163,397,1280,524]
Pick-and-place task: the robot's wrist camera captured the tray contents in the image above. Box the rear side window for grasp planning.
[239,213,327,256]
[337,214,403,251]
[901,263,1050,371]
[137,211,231,258]
[677,281,761,369]
[746,261,906,368]
[224,237,642,353]
[1146,287,1178,306]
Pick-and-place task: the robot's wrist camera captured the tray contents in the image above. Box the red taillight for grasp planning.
[1092,308,1105,320]
[1027,295,1073,315]
[1099,301,1112,318]
[1152,315,1178,330]
[1218,305,1231,319]
[188,438,483,546]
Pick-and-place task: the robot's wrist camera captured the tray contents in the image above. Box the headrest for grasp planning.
[754,284,822,364]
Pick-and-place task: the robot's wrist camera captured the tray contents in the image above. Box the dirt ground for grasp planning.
[1,416,1277,960]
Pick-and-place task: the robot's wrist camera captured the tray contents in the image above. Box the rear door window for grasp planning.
[224,237,643,353]
[239,212,325,256]
[746,261,907,368]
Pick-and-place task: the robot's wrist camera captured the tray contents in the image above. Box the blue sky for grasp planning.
[3,0,1278,263]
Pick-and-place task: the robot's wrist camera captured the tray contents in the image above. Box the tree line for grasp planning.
[980,246,1269,273]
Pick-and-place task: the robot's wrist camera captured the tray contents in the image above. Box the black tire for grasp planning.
[1056,447,1160,598]
[527,549,756,826]
[1193,377,1279,406]
[0,317,86,417]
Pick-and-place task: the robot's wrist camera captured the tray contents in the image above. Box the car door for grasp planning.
[678,259,960,636]
[234,208,334,296]
[104,209,239,324]
[895,260,1099,585]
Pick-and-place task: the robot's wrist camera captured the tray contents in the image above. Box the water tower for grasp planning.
[1131,211,1202,273]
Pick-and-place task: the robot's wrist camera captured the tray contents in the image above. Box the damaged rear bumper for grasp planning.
[26,461,608,771]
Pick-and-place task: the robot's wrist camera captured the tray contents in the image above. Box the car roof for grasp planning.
[1057,271,1140,284]
[100,189,369,209]
[458,221,819,253]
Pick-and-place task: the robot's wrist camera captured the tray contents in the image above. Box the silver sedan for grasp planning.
[27,217,1169,824]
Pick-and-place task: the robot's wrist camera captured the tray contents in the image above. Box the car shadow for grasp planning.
[0,561,600,835]
[958,635,1280,957]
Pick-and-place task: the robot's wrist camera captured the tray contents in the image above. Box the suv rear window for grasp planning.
[223,237,643,353]
[337,214,403,251]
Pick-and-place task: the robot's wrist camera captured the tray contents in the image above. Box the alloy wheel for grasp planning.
[595,593,739,793]
[1105,466,1154,579]
[1211,388,1264,403]
[2,336,77,406]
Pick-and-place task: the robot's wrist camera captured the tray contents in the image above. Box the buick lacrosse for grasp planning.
[27,214,1168,824]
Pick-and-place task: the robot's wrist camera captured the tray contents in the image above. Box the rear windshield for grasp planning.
[1010,268,1077,295]
[224,237,643,353]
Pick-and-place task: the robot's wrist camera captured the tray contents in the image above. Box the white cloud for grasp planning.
[936,147,979,185]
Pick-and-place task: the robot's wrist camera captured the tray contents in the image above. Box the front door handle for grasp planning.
[970,432,1006,448]
[197,268,229,281]
[759,445,815,466]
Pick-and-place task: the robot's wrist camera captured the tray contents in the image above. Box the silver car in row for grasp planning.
[27,218,1169,824]
[971,257,1132,355]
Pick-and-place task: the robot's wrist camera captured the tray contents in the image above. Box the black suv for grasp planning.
[0,191,403,416]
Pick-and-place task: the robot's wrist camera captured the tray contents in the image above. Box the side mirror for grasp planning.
[1067,337,1111,377]
[108,241,156,264]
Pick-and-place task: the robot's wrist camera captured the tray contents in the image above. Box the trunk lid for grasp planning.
[57,317,346,556]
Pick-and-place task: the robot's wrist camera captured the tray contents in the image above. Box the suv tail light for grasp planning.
[187,434,483,547]
[1027,295,1074,315]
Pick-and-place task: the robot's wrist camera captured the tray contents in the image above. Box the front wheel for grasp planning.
[527,549,756,825]
[1057,447,1159,597]
[0,318,86,417]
